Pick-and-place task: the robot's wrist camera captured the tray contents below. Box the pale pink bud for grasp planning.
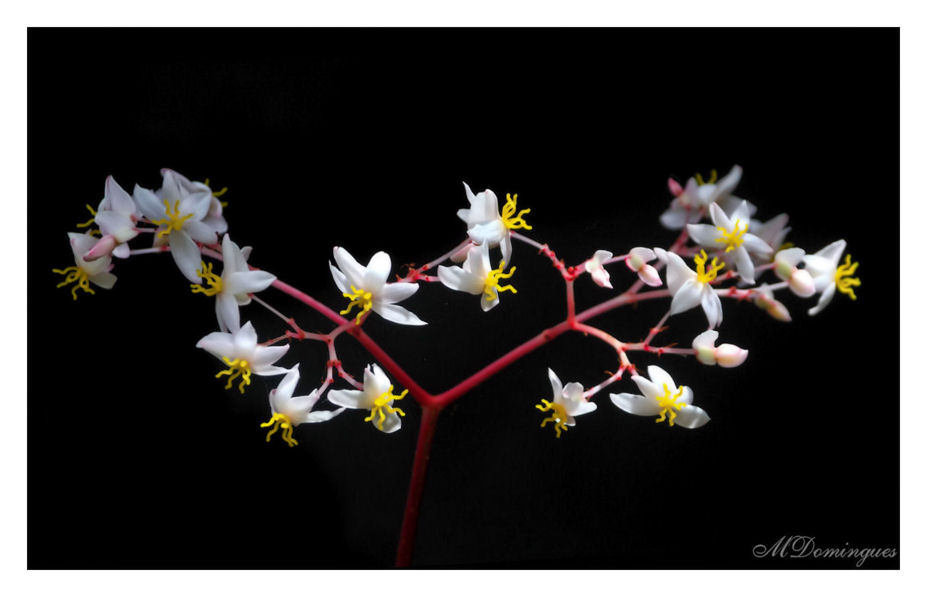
[753,290,792,322]
[638,263,662,287]
[715,343,748,368]
[668,177,684,197]
[788,269,815,297]
[83,234,116,262]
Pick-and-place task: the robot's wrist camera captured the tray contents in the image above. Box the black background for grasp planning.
[28,28,899,569]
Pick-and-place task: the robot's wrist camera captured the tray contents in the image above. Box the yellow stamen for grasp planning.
[694,250,724,284]
[340,285,374,324]
[364,385,407,430]
[834,254,861,300]
[52,266,96,300]
[654,383,688,426]
[535,399,569,438]
[204,178,229,205]
[215,356,252,394]
[76,203,97,228]
[151,199,194,239]
[695,169,718,186]
[483,261,518,302]
[190,261,223,296]
[261,413,298,447]
[501,193,532,230]
[714,221,748,253]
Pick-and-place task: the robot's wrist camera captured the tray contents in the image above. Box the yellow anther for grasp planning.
[834,254,861,300]
[693,250,724,284]
[654,383,688,426]
[695,169,718,186]
[535,399,569,438]
[151,199,194,239]
[340,285,374,324]
[714,221,749,252]
[52,266,95,300]
[261,413,298,447]
[501,193,532,230]
[205,177,229,203]
[190,261,223,296]
[76,204,97,228]
[483,261,518,302]
[364,385,407,430]
[215,356,252,394]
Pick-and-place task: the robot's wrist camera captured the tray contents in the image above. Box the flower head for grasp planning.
[329,247,425,326]
[457,182,531,265]
[610,365,709,428]
[437,243,517,311]
[190,234,276,332]
[328,364,408,433]
[196,321,290,393]
[159,169,228,236]
[53,232,117,299]
[660,166,753,229]
[535,368,597,438]
[656,248,724,329]
[686,201,773,284]
[802,239,860,316]
[260,365,344,447]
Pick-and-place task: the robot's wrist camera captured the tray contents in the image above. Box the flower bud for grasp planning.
[668,177,684,197]
[638,264,662,287]
[788,269,815,298]
[715,343,748,368]
[753,289,792,322]
[83,234,116,262]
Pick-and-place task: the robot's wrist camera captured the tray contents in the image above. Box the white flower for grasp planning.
[457,182,532,265]
[328,364,407,433]
[191,234,277,332]
[772,248,815,297]
[686,201,773,284]
[196,321,290,394]
[134,180,216,283]
[623,247,662,287]
[535,368,597,438]
[610,365,709,429]
[660,166,753,229]
[53,232,117,299]
[159,169,228,236]
[260,365,344,447]
[750,213,790,259]
[437,242,517,311]
[84,176,141,261]
[584,250,614,289]
[802,239,860,316]
[692,330,748,368]
[656,248,724,329]
[329,247,426,326]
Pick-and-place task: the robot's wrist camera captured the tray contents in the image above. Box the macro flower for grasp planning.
[750,213,791,259]
[623,247,662,287]
[329,247,426,326]
[196,321,290,393]
[692,330,748,368]
[134,180,216,283]
[772,248,815,297]
[159,168,228,237]
[260,365,344,447]
[53,232,117,299]
[584,250,614,289]
[190,234,276,332]
[457,182,531,265]
[686,201,773,284]
[802,239,860,316]
[534,368,597,438]
[438,242,517,311]
[83,176,141,261]
[660,165,752,229]
[610,365,709,428]
[657,248,725,329]
[328,364,408,433]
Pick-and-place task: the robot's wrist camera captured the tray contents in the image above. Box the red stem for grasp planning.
[395,404,442,568]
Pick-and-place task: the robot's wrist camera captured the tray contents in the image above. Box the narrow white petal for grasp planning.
[438,265,482,295]
[808,283,837,316]
[646,366,676,392]
[734,246,756,284]
[547,368,563,398]
[225,270,276,296]
[168,230,203,283]
[377,411,402,434]
[500,234,513,266]
[701,287,723,328]
[88,271,117,290]
[692,330,718,350]
[687,223,725,249]
[184,220,218,244]
[329,262,349,293]
[251,345,289,371]
[742,233,773,255]
[670,279,702,314]
[814,239,847,264]
[674,405,710,429]
[373,302,427,325]
[610,393,662,417]
[216,293,240,332]
[133,185,166,220]
[327,388,366,410]
[709,202,733,230]
[303,409,343,424]
[378,281,419,304]
[105,176,136,215]
[196,332,235,358]
[333,247,366,289]
[480,293,500,311]
[274,366,301,402]
[363,251,392,292]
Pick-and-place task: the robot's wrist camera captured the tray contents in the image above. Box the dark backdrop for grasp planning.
[28,28,899,568]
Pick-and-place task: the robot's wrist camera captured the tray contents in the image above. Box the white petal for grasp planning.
[700,287,723,328]
[251,345,289,371]
[216,293,240,332]
[179,191,212,221]
[438,265,483,295]
[378,281,419,304]
[133,185,165,220]
[687,223,725,249]
[569,400,597,417]
[105,176,136,215]
[742,233,772,255]
[456,208,471,224]
[112,243,130,259]
[500,234,513,266]
[327,388,366,410]
[95,211,135,241]
[547,368,563,398]
[468,220,506,245]
[630,375,662,401]
[68,232,97,258]
[88,271,117,290]
[629,247,655,262]
[329,262,349,293]
[363,251,392,292]
[196,331,235,358]
[610,393,662,417]
[376,411,402,434]
[670,279,702,314]
[674,405,710,429]
[184,219,218,244]
[659,206,690,230]
[712,165,742,201]
[332,247,366,289]
[234,321,258,352]
[591,268,612,289]
[663,252,695,295]
[776,247,805,268]
[692,330,718,350]
[638,264,662,287]
[592,249,613,263]
[709,202,733,231]
[734,246,756,284]
[303,409,343,424]
[225,270,276,297]
[168,229,203,283]
[373,302,427,326]
[814,239,847,264]
[808,283,836,316]
[274,366,301,402]
[646,366,676,392]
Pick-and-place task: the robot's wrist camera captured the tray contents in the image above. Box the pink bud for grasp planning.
[766,299,792,322]
[668,177,684,197]
[788,269,815,298]
[83,235,116,262]
[638,264,662,287]
[716,344,748,368]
